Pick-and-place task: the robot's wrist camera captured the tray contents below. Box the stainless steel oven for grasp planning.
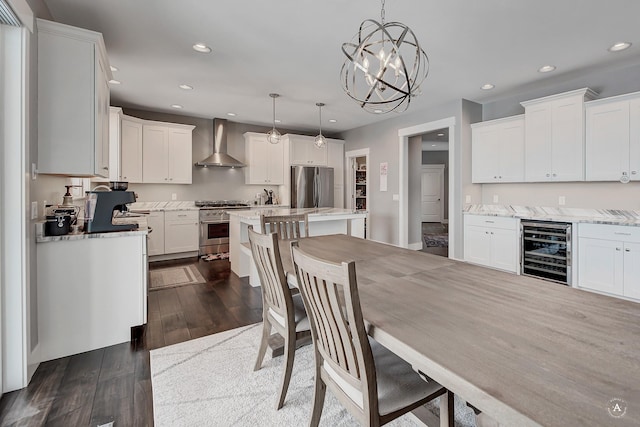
[196,201,249,256]
[521,220,572,285]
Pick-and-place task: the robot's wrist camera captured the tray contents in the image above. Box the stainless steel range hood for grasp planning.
[195,118,245,168]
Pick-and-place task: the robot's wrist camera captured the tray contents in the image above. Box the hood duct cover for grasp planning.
[195,118,245,168]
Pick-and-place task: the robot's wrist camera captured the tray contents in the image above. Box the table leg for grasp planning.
[440,390,454,427]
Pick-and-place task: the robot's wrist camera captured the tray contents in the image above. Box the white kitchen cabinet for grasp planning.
[119,118,143,183]
[37,234,147,362]
[146,211,165,256]
[471,115,525,183]
[164,210,199,254]
[521,88,597,182]
[464,215,519,273]
[243,132,285,185]
[577,223,640,301]
[287,134,328,166]
[585,92,640,182]
[37,19,111,177]
[327,139,345,208]
[142,123,194,184]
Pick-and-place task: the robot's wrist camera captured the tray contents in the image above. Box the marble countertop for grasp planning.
[128,201,289,212]
[36,216,149,243]
[229,207,366,220]
[464,204,640,226]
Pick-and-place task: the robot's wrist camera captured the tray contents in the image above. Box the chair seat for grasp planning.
[268,293,310,332]
[372,338,444,416]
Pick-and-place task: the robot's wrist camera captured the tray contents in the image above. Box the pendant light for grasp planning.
[267,93,281,144]
[340,0,429,114]
[314,102,327,148]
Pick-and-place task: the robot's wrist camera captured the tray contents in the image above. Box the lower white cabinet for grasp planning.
[164,210,199,254]
[464,215,519,273]
[577,223,640,300]
[146,211,165,256]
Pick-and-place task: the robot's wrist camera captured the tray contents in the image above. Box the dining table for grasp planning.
[277,234,640,427]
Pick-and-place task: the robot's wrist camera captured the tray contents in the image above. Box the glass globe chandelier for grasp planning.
[267,93,281,144]
[314,102,327,148]
[340,0,429,114]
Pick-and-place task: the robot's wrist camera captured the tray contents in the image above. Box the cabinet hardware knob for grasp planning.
[625,248,631,252]
[616,247,621,251]
[632,171,637,175]
[498,176,502,179]
[622,171,628,175]
[546,173,550,177]
[103,167,109,170]
[552,173,557,177]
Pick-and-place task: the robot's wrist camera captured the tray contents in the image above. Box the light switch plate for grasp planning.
[31,201,38,219]
[558,196,566,206]
[493,195,499,203]
[465,195,471,203]
[171,193,177,201]
[392,194,399,201]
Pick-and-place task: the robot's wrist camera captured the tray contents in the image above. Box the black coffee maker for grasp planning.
[84,190,139,233]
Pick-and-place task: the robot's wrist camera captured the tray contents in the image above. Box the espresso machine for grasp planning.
[84,190,139,233]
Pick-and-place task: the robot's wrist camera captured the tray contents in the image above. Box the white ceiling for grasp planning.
[42,0,640,134]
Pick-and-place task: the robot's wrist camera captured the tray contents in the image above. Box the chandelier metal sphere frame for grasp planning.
[340,0,429,114]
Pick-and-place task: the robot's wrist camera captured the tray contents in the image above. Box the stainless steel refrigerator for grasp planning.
[291,166,334,208]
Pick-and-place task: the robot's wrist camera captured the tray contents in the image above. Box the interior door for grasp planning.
[421,165,444,222]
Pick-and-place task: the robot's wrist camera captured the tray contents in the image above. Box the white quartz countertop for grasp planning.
[229,207,366,220]
[464,204,640,226]
[129,201,199,212]
[36,216,149,243]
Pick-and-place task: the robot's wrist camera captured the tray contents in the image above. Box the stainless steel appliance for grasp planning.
[197,200,250,255]
[291,166,334,208]
[521,220,572,285]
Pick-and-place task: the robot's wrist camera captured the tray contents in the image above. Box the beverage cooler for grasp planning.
[521,220,572,285]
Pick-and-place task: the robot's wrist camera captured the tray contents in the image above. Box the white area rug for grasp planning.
[149,264,206,291]
[150,324,477,426]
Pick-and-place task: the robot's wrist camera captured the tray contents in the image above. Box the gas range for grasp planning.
[197,201,250,256]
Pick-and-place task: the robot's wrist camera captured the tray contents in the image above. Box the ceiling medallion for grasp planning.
[340,0,429,114]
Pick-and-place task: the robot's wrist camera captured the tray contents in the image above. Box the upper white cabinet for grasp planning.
[471,115,525,183]
[521,88,597,182]
[119,118,143,183]
[108,107,123,181]
[37,19,111,177]
[142,123,194,184]
[585,92,640,182]
[244,132,285,185]
[577,223,640,301]
[287,134,328,166]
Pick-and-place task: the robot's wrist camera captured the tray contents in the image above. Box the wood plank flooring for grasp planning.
[0,258,263,427]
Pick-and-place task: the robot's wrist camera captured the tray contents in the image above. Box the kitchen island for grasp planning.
[229,207,367,286]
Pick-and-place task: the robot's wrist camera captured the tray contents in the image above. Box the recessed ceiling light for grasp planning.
[110,65,118,72]
[171,104,183,109]
[437,133,444,137]
[373,109,383,114]
[431,144,436,147]
[109,79,121,85]
[608,42,632,52]
[538,65,556,73]
[226,112,237,117]
[192,43,211,53]
[274,119,281,123]
[179,84,193,90]
[481,83,495,90]
[328,119,337,123]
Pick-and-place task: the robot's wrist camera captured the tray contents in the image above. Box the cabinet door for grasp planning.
[524,104,553,181]
[245,136,269,184]
[267,141,285,184]
[289,138,308,165]
[586,100,630,181]
[168,128,193,184]
[490,228,518,273]
[142,125,169,183]
[307,142,328,165]
[498,119,525,182]
[328,142,344,208]
[578,238,624,295]
[623,242,640,300]
[472,125,500,183]
[146,212,165,256]
[464,225,492,267]
[120,119,143,183]
[290,137,328,166]
[164,212,199,254]
[95,55,110,177]
[551,98,585,181]
[630,98,640,180]
[108,108,122,181]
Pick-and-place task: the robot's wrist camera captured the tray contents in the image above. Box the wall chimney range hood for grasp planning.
[195,118,245,168]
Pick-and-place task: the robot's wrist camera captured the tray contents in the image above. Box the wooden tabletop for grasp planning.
[279,234,640,427]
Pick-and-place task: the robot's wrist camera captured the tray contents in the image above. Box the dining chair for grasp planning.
[291,242,453,427]
[248,226,311,410]
[260,213,309,240]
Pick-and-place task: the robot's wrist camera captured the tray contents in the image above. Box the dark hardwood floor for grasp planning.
[0,258,263,427]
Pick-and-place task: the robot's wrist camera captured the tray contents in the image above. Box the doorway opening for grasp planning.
[420,129,449,257]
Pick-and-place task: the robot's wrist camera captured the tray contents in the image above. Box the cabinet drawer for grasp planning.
[464,215,518,230]
[165,210,198,223]
[578,223,640,242]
